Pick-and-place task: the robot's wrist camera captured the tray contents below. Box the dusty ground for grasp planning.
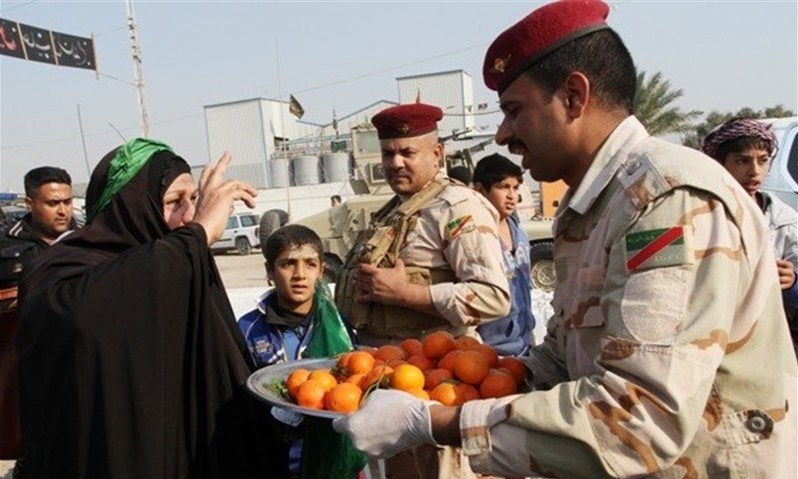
[213,249,268,289]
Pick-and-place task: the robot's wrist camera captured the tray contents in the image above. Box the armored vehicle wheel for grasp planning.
[259,209,289,246]
[235,237,252,256]
[529,241,556,293]
[323,254,343,284]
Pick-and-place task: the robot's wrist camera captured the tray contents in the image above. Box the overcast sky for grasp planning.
[1,0,796,192]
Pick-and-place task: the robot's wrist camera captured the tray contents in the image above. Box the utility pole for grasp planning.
[125,0,150,138]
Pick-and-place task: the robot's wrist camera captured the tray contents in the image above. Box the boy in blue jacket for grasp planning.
[238,224,363,478]
[472,154,535,356]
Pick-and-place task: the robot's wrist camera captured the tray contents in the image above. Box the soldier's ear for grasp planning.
[24,196,33,211]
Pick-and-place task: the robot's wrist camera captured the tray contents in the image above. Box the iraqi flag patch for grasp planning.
[446,215,475,238]
[624,226,692,272]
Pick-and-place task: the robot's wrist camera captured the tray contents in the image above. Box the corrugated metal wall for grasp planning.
[204,99,268,170]
[397,70,475,137]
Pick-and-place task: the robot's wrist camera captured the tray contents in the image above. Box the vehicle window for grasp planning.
[240,215,256,227]
[369,162,386,183]
[226,217,238,230]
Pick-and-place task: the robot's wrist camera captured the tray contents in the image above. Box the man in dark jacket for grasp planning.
[1,166,73,477]
[6,166,74,248]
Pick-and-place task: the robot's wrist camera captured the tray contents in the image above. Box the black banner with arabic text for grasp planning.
[0,17,96,71]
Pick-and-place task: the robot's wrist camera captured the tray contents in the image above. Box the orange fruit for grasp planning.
[436,350,460,373]
[325,383,363,413]
[345,373,367,389]
[400,338,424,357]
[407,354,435,372]
[360,365,393,390]
[453,350,490,385]
[374,345,408,362]
[360,346,378,356]
[471,343,499,368]
[405,388,430,401]
[390,364,425,392]
[424,368,454,390]
[308,369,338,392]
[286,368,311,399]
[387,358,407,368]
[422,331,456,359]
[346,351,376,376]
[429,383,465,406]
[296,379,327,409]
[453,335,481,350]
[497,355,528,383]
[455,383,481,402]
[479,370,518,398]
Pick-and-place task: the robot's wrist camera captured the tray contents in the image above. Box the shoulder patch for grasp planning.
[624,226,692,272]
[447,215,475,239]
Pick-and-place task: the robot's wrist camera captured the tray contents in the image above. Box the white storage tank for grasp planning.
[269,158,290,188]
[322,152,350,183]
[293,155,321,185]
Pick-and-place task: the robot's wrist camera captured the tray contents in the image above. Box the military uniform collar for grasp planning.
[563,116,649,216]
[397,173,446,203]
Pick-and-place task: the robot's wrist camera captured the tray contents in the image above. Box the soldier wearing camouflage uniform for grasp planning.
[333,1,798,477]
[335,102,509,479]
[335,102,509,345]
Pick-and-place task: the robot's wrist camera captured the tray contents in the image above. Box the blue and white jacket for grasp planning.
[477,216,535,356]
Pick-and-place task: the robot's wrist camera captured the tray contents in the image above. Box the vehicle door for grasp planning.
[238,214,259,246]
[216,216,239,249]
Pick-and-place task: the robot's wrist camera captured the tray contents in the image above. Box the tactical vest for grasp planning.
[335,178,458,340]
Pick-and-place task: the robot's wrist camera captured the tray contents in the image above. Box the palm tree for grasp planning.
[633,71,702,137]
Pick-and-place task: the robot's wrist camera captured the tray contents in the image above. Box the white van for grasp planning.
[762,116,798,212]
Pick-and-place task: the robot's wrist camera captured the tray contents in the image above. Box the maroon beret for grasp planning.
[371,103,443,140]
[483,0,610,94]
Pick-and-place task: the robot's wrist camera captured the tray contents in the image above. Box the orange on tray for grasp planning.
[269,333,527,415]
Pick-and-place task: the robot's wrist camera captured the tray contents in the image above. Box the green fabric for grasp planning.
[87,138,173,223]
[300,281,367,479]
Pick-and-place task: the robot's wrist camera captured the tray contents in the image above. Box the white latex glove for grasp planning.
[332,389,436,459]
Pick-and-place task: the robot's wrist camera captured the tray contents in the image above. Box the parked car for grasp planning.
[211,212,260,255]
[762,116,798,212]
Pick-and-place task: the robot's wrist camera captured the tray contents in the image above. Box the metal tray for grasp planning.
[246,358,343,420]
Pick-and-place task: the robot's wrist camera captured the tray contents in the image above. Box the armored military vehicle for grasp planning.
[258,125,557,291]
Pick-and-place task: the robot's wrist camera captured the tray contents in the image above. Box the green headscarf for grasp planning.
[300,282,368,479]
[87,138,173,223]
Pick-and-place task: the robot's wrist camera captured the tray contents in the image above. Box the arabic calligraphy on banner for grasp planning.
[0,17,96,71]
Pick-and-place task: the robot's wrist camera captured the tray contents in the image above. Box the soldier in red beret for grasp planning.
[336,1,797,477]
[334,102,510,478]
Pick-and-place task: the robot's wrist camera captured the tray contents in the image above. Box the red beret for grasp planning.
[371,103,443,140]
[483,0,610,94]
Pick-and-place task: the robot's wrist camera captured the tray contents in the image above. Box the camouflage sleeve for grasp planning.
[428,195,510,327]
[465,187,767,478]
[521,317,570,388]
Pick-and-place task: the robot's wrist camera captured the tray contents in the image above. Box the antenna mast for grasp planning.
[125,0,150,138]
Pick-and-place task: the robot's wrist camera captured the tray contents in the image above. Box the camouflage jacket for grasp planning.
[460,117,798,478]
[337,173,510,342]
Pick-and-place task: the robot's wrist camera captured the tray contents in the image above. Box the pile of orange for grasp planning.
[283,331,527,413]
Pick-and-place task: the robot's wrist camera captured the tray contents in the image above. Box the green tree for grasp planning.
[633,71,703,136]
[681,105,796,149]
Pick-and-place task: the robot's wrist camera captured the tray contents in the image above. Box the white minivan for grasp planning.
[762,116,798,212]
[211,212,260,255]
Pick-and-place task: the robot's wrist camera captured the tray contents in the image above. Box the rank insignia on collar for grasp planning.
[492,54,512,74]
